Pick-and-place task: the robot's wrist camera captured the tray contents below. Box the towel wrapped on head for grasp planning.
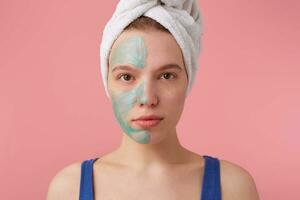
[100,0,203,98]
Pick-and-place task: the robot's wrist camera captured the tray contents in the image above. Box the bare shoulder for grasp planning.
[46,161,82,200]
[219,159,260,200]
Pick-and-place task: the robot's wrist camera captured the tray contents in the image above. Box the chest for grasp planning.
[92,167,204,200]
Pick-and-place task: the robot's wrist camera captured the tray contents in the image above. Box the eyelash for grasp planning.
[117,72,177,82]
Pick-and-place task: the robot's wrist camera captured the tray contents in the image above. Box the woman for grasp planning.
[47,1,260,200]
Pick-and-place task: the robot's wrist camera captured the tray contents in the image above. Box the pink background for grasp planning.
[1,0,299,199]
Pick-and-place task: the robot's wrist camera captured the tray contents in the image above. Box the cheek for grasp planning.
[163,89,186,116]
[111,84,143,118]
[170,96,185,113]
[112,92,134,118]
[162,84,186,102]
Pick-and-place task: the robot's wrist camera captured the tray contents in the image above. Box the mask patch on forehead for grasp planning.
[110,36,148,69]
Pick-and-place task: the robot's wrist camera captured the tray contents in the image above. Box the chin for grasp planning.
[146,130,169,144]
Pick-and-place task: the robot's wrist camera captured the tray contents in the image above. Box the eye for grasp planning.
[118,73,134,82]
[160,72,176,80]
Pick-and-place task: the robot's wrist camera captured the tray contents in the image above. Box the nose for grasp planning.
[137,81,159,107]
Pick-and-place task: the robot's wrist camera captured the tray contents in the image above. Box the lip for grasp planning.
[132,115,164,121]
[132,118,163,128]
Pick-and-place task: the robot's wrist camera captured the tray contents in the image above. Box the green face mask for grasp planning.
[110,36,147,69]
[110,36,151,144]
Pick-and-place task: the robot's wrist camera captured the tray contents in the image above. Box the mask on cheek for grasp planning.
[111,82,151,144]
[110,35,151,144]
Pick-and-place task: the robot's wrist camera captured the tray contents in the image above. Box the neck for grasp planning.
[112,128,190,169]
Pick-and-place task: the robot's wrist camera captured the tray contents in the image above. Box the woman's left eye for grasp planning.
[160,72,176,80]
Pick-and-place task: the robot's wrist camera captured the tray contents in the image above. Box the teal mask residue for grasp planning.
[112,82,151,144]
[110,36,147,69]
[110,36,150,144]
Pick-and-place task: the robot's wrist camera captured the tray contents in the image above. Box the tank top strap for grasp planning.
[78,156,221,200]
[201,155,222,200]
[79,157,99,200]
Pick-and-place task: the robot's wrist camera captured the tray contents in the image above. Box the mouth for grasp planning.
[131,118,163,128]
[131,115,164,129]
[132,115,164,121]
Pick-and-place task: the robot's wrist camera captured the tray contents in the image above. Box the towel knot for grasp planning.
[159,0,181,8]
[158,0,165,6]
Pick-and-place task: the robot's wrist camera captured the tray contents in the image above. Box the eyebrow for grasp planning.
[112,64,183,72]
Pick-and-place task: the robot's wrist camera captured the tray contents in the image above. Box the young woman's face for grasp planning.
[107,30,188,144]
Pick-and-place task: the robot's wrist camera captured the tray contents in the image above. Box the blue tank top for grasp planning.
[79,155,221,200]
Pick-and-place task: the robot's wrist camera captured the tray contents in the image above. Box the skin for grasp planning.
[109,36,151,144]
[107,30,189,150]
[46,29,260,200]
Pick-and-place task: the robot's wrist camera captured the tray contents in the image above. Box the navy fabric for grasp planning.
[201,155,222,200]
[79,155,221,200]
[79,158,99,200]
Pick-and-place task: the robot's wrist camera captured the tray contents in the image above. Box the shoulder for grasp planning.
[46,161,82,200]
[219,159,260,200]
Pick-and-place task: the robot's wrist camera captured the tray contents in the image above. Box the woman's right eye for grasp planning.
[118,73,134,82]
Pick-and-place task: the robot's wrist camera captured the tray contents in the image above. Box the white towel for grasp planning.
[100,0,203,98]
